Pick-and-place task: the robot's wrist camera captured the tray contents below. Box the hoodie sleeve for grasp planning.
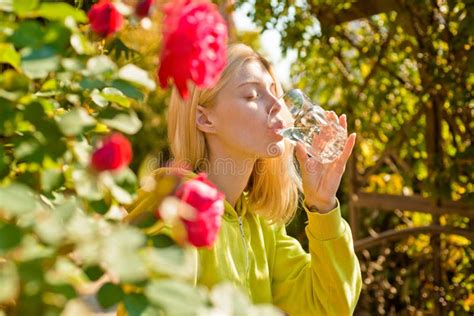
[271,201,362,316]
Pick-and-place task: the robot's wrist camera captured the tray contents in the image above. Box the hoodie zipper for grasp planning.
[237,215,250,278]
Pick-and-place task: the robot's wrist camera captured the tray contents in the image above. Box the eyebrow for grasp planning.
[237,81,276,89]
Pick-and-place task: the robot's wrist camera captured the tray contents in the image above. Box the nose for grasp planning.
[267,93,283,117]
[267,94,286,127]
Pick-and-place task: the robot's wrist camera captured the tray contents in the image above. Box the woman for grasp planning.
[129,43,362,315]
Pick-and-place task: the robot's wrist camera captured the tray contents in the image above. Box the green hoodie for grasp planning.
[126,168,362,315]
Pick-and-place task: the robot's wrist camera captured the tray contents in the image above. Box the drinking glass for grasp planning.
[268,89,347,164]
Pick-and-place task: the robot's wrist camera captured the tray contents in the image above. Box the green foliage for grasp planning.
[240,0,473,313]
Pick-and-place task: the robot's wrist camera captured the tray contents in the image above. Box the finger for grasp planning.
[327,111,338,123]
[337,133,356,167]
[339,114,347,130]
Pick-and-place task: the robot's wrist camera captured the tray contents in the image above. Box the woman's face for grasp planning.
[204,59,291,159]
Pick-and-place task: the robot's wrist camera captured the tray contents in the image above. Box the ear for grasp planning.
[196,105,216,134]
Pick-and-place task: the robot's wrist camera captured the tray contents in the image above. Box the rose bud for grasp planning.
[91,133,132,171]
[135,0,155,18]
[157,0,228,99]
[169,173,225,248]
[87,0,124,38]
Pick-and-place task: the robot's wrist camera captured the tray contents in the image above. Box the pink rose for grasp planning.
[91,133,132,171]
[174,173,225,248]
[157,0,228,99]
[87,0,124,38]
[135,0,155,18]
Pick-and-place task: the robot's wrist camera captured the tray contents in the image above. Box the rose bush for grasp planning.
[0,0,281,315]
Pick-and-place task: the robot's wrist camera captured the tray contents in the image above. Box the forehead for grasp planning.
[231,59,274,87]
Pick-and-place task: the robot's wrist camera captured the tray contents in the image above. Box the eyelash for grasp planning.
[246,93,259,100]
[245,87,276,100]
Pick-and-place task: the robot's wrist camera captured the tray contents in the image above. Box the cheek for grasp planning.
[217,100,262,130]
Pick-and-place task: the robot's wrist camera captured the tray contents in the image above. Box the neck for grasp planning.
[204,146,256,209]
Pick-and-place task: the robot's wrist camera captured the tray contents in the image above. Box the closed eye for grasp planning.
[245,91,259,100]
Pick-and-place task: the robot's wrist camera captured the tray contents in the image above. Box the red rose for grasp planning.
[157,0,228,99]
[135,0,155,18]
[87,0,124,38]
[91,133,132,171]
[174,173,225,248]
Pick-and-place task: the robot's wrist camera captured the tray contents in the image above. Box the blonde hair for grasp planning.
[167,43,302,224]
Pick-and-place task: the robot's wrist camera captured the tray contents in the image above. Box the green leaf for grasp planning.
[101,87,131,107]
[45,133,67,160]
[86,55,117,76]
[144,247,189,278]
[91,89,108,107]
[80,78,106,90]
[21,46,60,79]
[72,169,103,201]
[41,168,64,193]
[0,100,17,135]
[34,211,66,245]
[0,183,38,216]
[145,280,207,315]
[17,236,54,261]
[88,199,109,215]
[102,227,147,282]
[101,173,133,205]
[150,234,175,248]
[0,147,10,179]
[124,293,149,316]
[99,108,142,135]
[72,137,92,166]
[111,79,144,101]
[47,284,76,300]
[0,43,20,71]
[70,33,94,55]
[58,107,96,136]
[112,168,137,197]
[17,259,44,282]
[13,0,38,14]
[13,133,44,163]
[53,197,77,222]
[84,265,104,282]
[109,182,133,204]
[0,69,30,101]
[9,20,43,49]
[0,222,22,251]
[22,2,87,22]
[62,58,85,72]
[0,69,30,93]
[118,64,156,90]
[23,101,46,126]
[97,283,124,309]
[43,22,71,52]
[0,261,19,303]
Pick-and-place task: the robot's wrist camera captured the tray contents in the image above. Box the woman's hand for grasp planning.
[294,113,356,213]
